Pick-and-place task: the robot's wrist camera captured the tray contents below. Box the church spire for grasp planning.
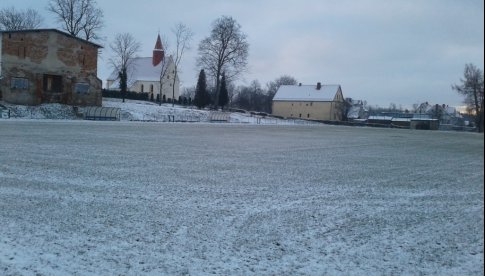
[152,34,164,66]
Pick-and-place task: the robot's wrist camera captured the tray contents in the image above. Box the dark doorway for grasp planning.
[42,74,65,103]
[43,75,63,92]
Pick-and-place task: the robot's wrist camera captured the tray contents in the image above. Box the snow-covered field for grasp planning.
[0,121,483,275]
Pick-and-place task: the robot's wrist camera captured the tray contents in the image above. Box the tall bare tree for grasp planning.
[81,2,103,41]
[158,35,171,106]
[109,33,141,103]
[47,0,103,41]
[197,16,249,107]
[0,7,43,30]
[170,23,193,107]
[452,63,484,132]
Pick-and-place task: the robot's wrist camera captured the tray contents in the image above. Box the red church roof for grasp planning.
[152,34,164,66]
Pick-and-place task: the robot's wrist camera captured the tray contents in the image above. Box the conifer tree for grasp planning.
[194,69,209,109]
[218,72,229,109]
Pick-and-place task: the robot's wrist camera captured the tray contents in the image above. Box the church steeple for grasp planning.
[152,34,164,66]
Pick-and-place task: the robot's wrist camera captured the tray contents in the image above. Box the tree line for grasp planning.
[188,71,297,114]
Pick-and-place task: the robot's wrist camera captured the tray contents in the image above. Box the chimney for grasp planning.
[316,82,321,90]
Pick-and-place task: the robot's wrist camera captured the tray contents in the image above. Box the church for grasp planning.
[106,34,180,102]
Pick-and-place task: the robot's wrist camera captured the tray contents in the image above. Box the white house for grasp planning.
[106,34,180,102]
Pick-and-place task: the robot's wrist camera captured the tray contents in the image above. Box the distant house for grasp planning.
[106,34,180,102]
[0,29,102,106]
[346,98,368,120]
[272,82,345,121]
[415,102,464,127]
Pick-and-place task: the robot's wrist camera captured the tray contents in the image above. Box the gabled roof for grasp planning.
[273,84,342,102]
[107,56,174,89]
[0,29,103,48]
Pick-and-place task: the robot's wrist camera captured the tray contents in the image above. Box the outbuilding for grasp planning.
[0,29,102,106]
[272,83,345,121]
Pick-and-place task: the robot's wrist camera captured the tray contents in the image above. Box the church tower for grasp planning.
[152,34,165,66]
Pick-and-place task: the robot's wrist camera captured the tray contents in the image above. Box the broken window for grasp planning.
[11,78,29,90]
[75,83,89,94]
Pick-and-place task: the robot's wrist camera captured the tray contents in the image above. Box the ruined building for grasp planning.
[0,29,102,106]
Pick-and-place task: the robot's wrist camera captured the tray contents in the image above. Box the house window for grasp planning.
[150,84,154,93]
[11,78,29,90]
[18,47,26,58]
[299,114,302,118]
[43,75,63,92]
[310,102,313,106]
[141,84,144,92]
[75,83,89,94]
[307,114,310,118]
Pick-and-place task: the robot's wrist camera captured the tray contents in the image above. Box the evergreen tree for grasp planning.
[218,73,229,109]
[118,68,127,103]
[194,69,209,109]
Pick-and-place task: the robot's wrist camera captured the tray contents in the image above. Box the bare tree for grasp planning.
[81,3,103,41]
[0,7,43,30]
[197,16,249,107]
[171,23,193,107]
[47,0,103,41]
[266,75,298,97]
[156,35,171,106]
[452,63,484,132]
[109,33,141,103]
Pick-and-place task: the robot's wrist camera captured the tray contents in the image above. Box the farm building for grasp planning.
[368,112,440,130]
[415,102,465,127]
[0,29,102,106]
[272,83,345,121]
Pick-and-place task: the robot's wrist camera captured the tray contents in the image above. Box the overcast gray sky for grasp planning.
[3,0,484,108]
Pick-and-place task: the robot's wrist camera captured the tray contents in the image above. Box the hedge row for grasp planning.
[102,89,149,101]
[102,89,193,105]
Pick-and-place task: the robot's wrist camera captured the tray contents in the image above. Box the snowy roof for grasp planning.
[273,84,341,102]
[107,56,173,89]
[347,106,362,119]
[415,102,460,117]
[368,116,393,120]
[391,118,411,122]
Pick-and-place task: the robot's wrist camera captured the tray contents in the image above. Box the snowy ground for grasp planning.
[0,121,483,275]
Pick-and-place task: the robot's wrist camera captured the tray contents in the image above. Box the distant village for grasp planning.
[0,28,477,131]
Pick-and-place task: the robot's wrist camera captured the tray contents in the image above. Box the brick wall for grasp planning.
[0,30,101,106]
